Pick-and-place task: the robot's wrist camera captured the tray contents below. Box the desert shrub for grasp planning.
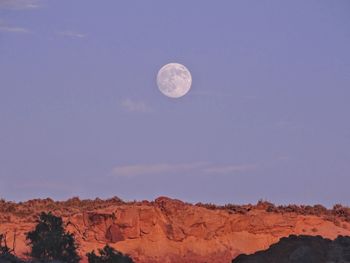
[331,204,350,222]
[196,202,251,214]
[333,204,348,216]
[195,202,218,210]
[87,245,134,263]
[26,212,80,263]
[312,204,328,215]
[65,197,81,207]
[257,200,277,212]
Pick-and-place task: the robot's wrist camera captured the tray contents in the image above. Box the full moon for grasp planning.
[157,63,192,98]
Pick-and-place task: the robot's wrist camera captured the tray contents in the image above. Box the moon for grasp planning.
[157,63,192,98]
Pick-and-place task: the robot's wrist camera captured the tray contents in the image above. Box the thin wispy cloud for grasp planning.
[120,98,152,113]
[203,164,256,174]
[58,30,86,39]
[0,0,41,9]
[0,22,29,33]
[111,162,255,177]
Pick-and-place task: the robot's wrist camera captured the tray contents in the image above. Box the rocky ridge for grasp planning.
[0,196,350,263]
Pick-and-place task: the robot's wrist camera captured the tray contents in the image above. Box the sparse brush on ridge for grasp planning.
[196,200,350,223]
[1,197,350,228]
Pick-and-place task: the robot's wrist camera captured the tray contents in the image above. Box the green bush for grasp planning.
[26,212,80,263]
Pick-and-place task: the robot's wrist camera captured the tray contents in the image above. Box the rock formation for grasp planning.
[0,196,350,262]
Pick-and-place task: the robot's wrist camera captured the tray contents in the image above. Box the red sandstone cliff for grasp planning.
[0,197,349,263]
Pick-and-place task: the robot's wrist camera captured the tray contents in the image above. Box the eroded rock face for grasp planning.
[232,235,350,263]
[0,197,349,263]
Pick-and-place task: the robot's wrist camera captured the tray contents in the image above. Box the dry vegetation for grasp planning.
[1,197,350,225]
[196,200,350,223]
[0,197,125,222]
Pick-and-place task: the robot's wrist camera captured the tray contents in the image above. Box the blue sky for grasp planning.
[0,0,349,206]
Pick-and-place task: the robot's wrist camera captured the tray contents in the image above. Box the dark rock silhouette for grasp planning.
[232,235,350,263]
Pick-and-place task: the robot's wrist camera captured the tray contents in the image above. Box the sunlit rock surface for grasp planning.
[1,197,350,262]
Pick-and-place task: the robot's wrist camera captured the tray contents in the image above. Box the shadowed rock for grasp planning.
[232,235,350,263]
